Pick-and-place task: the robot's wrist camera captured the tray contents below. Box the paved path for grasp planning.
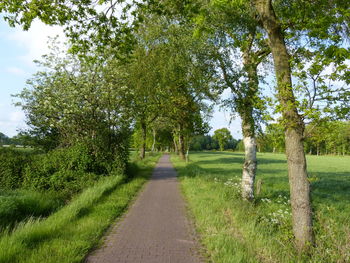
[86,154,203,263]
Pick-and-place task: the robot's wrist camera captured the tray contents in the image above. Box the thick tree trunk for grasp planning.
[140,121,146,159]
[253,0,313,251]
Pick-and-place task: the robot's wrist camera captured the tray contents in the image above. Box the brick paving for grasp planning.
[86,154,203,263]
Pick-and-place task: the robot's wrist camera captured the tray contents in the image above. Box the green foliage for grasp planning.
[16,39,132,170]
[258,121,350,155]
[257,123,286,153]
[0,148,37,189]
[190,134,238,151]
[304,121,350,155]
[0,133,17,146]
[213,128,233,151]
[23,144,100,197]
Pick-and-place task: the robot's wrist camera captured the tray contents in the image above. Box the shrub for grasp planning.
[0,149,36,189]
[23,144,101,196]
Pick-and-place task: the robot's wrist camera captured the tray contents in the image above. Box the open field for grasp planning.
[172,152,350,263]
[0,153,161,263]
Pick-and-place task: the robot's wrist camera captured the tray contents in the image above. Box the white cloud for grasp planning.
[10,110,25,122]
[6,20,66,67]
[6,66,27,76]
[0,105,26,137]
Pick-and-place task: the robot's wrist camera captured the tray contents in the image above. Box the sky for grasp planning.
[0,18,243,139]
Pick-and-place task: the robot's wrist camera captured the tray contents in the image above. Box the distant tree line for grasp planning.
[0,132,23,146]
[190,134,239,152]
[257,121,350,155]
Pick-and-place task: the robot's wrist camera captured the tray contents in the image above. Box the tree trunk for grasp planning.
[140,121,146,159]
[253,0,313,251]
[186,146,190,162]
[242,134,257,200]
[178,134,186,160]
[240,48,258,201]
[173,135,178,154]
[178,126,186,160]
[151,128,156,152]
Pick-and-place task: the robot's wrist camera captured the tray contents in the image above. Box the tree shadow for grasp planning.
[310,172,350,206]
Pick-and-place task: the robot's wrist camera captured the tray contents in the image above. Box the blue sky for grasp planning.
[0,18,242,138]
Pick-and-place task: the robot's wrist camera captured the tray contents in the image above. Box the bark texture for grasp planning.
[240,46,259,201]
[242,135,257,200]
[253,0,313,250]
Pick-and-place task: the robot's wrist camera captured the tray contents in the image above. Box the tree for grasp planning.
[251,0,349,250]
[125,45,162,159]
[0,132,11,145]
[251,0,313,249]
[16,42,132,172]
[210,4,269,200]
[213,128,232,151]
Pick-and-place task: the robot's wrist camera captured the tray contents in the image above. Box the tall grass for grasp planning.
[0,190,63,231]
[172,152,350,263]
[0,153,161,263]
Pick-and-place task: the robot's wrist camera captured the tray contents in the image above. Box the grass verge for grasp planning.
[0,152,161,263]
[172,152,350,263]
[0,190,63,231]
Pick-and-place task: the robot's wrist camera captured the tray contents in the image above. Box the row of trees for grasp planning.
[1,0,349,253]
[133,120,350,155]
[258,121,350,155]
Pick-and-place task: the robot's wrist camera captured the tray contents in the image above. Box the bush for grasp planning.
[0,149,36,189]
[23,144,101,196]
[1,142,130,198]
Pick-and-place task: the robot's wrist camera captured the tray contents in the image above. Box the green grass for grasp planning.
[0,190,64,231]
[0,152,161,263]
[172,152,350,263]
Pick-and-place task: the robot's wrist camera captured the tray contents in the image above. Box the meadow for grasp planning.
[172,152,350,263]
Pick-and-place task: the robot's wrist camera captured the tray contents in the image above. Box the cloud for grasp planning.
[10,110,25,122]
[0,105,26,137]
[6,20,66,67]
[6,66,27,76]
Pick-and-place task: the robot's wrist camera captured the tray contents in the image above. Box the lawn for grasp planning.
[172,152,350,263]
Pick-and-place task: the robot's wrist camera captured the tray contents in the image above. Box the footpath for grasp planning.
[86,154,203,263]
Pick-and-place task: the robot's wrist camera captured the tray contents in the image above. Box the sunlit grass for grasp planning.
[172,152,350,263]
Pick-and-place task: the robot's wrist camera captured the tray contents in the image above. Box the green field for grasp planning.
[172,152,350,263]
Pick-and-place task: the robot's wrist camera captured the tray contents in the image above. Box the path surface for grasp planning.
[86,154,203,263]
